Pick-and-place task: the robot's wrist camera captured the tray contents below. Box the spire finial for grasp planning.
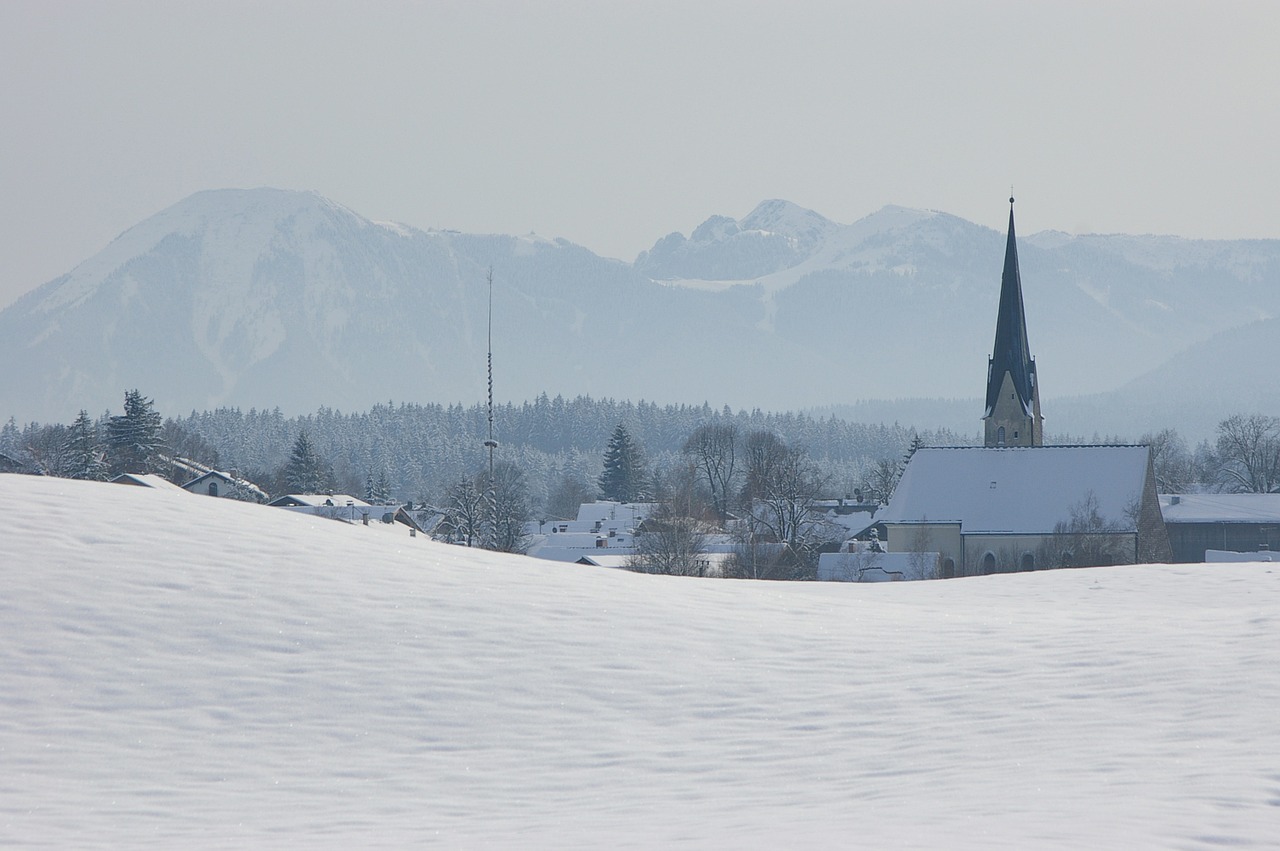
[1009,186,1015,207]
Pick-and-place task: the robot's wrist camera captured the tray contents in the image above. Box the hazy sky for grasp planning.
[2,1,1277,309]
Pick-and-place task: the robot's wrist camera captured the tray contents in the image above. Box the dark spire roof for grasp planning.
[984,197,1036,417]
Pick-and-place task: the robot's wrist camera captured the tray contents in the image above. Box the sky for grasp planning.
[5,472,1280,846]
[2,1,1278,310]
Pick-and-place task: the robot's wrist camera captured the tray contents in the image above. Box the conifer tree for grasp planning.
[283,430,332,493]
[107,389,164,475]
[598,423,648,503]
[364,469,393,503]
[67,410,109,481]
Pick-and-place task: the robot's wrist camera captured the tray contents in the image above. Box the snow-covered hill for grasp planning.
[2,188,1278,426]
[3,473,1279,847]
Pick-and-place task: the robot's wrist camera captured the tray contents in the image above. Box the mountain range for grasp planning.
[2,187,1278,439]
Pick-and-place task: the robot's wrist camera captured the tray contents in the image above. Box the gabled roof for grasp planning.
[984,199,1037,418]
[182,470,235,487]
[878,446,1151,535]
[574,501,658,525]
[0,452,35,474]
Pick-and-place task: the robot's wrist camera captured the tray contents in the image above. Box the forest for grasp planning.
[4,390,1274,532]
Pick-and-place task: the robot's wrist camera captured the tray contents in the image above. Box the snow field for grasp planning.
[2,474,1279,848]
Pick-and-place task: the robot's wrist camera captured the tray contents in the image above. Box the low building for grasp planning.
[817,541,940,582]
[1160,493,1280,563]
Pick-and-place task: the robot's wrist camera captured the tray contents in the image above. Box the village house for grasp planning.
[180,469,267,502]
[523,500,658,562]
[524,500,736,570]
[269,492,424,533]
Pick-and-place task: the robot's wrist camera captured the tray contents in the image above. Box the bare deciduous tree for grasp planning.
[628,507,709,576]
[1140,428,1195,493]
[487,460,533,554]
[862,457,902,506]
[731,431,829,579]
[682,422,739,525]
[1037,491,1132,568]
[441,476,486,547]
[1211,414,1280,493]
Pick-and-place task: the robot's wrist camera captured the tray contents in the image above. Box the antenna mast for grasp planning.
[483,268,498,546]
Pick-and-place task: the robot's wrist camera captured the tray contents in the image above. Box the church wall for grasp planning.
[883,522,962,576]
[961,531,1138,575]
[1136,455,1174,563]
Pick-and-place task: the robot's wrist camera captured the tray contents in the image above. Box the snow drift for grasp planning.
[2,473,1279,847]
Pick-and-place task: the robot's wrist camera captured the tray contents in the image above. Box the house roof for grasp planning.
[110,473,189,492]
[268,493,371,509]
[182,470,234,487]
[984,199,1037,418]
[1160,493,1280,524]
[573,501,658,525]
[877,446,1152,535]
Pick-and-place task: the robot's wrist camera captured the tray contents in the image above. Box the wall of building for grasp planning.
[1167,523,1280,563]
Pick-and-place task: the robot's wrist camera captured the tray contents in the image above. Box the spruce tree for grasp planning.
[67,410,109,481]
[598,423,648,503]
[283,430,331,493]
[364,469,393,503]
[107,389,164,475]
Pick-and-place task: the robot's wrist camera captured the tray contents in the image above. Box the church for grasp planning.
[876,199,1171,577]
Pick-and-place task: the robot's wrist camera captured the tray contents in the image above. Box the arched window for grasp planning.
[1019,552,1035,572]
[981,552,997,574]
[997,426,1006,445]
[208,481,219,497]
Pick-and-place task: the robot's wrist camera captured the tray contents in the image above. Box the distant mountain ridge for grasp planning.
[2,187,1278,431]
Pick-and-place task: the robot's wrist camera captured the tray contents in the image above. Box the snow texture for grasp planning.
[3,473,1280,848]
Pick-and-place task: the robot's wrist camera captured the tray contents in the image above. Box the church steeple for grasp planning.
[983,196,1043,447]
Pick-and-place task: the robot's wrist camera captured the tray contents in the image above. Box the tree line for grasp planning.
[8,391,1280,572]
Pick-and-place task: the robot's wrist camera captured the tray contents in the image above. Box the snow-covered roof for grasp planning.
[525,531,637,563]
[1160,493,1280,524]
[1205,549,1279,563]
[878,446,1151,535]
[573,501,658,525]
[110,473,189,493]
[573,554,634,569]
[268,493,371,509]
